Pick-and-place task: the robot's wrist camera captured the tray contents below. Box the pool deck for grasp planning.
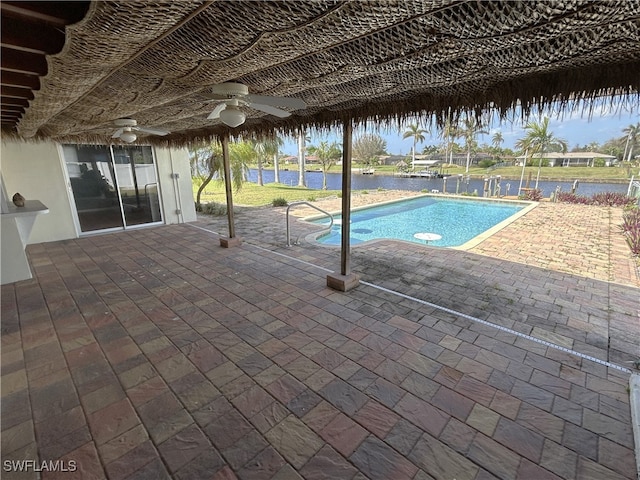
[2,191,639,479]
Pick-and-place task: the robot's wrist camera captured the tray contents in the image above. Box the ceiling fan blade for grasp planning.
[247,102,292,118]
[207,103,226,120]
[135,126,169,136]
[244,94,306,110]
[112,128,124,138]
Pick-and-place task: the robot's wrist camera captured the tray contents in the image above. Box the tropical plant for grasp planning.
[253,136,282,186]
[190,140,254,208]
[271,197,288,207]
[353,133,387,166]
[441,117,460,167]
[297,130,310,187]
[307,140,342,189]
[515,117,568,188]
[621,122,640,164]
[621,206,640,255]
[491,131,504,160]
[402,124,427,170]
[459,116,489,173]
[491,131,504,150]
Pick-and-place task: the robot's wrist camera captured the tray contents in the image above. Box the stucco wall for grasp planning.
[1,140,77,243]
[154,147,197,224]
[0,140,196,244]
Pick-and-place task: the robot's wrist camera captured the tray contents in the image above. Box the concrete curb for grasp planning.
[630,373,640,480]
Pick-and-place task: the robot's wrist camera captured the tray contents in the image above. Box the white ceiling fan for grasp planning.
[111,118,170,143]
[204,82,307,127]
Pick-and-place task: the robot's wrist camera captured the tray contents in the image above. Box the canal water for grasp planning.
[247,169,630,198]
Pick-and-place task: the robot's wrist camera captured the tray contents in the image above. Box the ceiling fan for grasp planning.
[204,82,307,127]
[111,118,170,143]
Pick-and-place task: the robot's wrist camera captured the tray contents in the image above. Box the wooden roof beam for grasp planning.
[0,71,40,90]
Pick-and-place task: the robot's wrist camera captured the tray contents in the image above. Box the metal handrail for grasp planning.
[286,201,334,246]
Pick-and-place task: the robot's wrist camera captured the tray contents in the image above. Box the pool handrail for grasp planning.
[286,201,334,246]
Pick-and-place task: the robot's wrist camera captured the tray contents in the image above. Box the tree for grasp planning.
[402,124,427,170]
[189,140,251,208]
[353,133,387,166]
[491,131,504,159]
[459,116,489,172]
[307,141,341,190]
[515,117,567,188]
[297,130,309,187]
[621,122,640,164]
[440,117,460,167]
[491,131,504,150]
[254,137,283,185]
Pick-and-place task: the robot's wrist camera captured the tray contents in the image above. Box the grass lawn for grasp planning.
[195,164,638,207]
[194,182,342,207]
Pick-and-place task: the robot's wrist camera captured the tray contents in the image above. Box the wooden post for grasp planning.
[220,133,241,248]
[326,119,359,291]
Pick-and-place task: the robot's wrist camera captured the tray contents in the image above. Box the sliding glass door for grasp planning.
[63,144,162,233]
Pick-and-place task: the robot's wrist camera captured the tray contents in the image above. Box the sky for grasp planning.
[279,101,638,156]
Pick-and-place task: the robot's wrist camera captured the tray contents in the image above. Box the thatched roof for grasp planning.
[5,1,640,146]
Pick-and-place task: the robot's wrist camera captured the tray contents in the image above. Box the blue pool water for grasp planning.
[312,196,528,247]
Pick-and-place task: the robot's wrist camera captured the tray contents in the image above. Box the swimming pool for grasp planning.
[311,195,534,248]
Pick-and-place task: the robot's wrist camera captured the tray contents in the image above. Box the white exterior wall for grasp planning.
[0,140,196,244]
[1,140,77,243]
[154,147,197,224]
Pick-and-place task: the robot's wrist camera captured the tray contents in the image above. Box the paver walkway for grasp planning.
[1,193,638,479]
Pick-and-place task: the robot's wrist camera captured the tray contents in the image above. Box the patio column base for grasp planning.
[219,236,242,248]
[326,272,360,291]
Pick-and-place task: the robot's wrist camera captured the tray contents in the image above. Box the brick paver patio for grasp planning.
[1,193,638,479]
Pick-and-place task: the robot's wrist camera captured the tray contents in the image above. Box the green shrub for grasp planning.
[421,189,429,193]
[478,159,496,169]
[377,187,385,192]
[307,195,317,202]
[361,190,369,195]
[201,202,227,215]
[272,197,288,207]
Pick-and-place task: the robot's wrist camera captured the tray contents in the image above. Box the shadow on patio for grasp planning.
[1,220,637,479]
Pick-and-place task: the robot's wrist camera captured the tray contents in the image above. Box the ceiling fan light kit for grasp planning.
[219,106,246,128]
[119,131,137,143]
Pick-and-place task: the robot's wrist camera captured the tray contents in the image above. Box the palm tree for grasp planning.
[491,131,504,150]
[515,117,567,189]
[254,136,283,184]
[622,122,640,163]
[491,131,504,160]
[190,140,252,207]
[307,141,341,189]
[441,117,460,168]
[402,124,427,170]
[297,130,310,187]
[459,116,488,172]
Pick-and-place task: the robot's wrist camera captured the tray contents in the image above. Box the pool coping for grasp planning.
[302,193,537,250]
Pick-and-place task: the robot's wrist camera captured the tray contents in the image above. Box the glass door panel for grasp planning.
[63,145,124,232]
[112,146,162,226]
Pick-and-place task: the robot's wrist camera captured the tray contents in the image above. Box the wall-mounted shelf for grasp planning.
[1,200,49,284]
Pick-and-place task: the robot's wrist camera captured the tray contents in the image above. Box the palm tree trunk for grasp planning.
[411,139,416,170]
[257,157,263,186]
[297,131,306,187]
[273,153,280,183]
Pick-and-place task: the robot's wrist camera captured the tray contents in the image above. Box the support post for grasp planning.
[327,119,359,291]
[220,133,241,248]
